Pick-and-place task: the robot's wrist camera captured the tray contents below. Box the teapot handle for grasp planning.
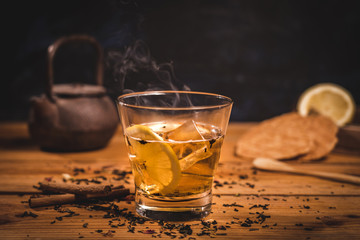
[46,35,104,101]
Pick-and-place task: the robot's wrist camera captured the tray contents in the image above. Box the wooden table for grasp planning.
[0,122,359,239]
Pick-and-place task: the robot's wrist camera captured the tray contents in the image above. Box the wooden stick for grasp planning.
[253,158,360,185]
[29,188,130,208]
[39,181,112,194]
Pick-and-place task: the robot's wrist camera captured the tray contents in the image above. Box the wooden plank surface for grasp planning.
[0,122,359,240]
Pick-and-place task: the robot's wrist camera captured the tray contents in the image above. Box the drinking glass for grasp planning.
[117,91,233,221]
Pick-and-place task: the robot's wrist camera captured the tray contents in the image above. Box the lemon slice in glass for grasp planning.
[125,124,181,194]
[297,83,356,127]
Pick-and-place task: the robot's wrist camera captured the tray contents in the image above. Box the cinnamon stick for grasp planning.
[39,181,112,195]
[29,188,130,208]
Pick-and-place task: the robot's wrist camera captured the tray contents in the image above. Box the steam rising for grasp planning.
[106,40,190,95]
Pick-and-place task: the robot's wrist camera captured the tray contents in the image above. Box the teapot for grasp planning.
[28,35,118,151]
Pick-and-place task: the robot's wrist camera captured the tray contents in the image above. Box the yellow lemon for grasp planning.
[297,83,356,126]
[125,124,181,194]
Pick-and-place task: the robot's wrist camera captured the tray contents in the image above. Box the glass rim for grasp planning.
[117,90,233,111]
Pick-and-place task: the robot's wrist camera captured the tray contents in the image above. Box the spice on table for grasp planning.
[15,211,38,218]
[29,185,130,208]
[38,181,112,194]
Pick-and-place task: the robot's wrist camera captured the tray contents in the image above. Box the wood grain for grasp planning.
[0,122,359,239]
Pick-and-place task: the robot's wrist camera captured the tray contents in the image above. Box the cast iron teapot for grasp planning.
[28,35,118,151]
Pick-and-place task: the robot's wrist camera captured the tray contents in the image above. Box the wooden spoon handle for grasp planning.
[297,170,360,185]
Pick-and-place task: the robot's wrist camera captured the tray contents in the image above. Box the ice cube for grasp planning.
[166,120,205,141]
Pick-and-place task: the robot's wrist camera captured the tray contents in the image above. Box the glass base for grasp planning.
[135,190,212,221]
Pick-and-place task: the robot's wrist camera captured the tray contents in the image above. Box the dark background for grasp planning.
[3,0,360,122]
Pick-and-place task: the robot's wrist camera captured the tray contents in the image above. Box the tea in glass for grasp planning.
[117,91,232,221]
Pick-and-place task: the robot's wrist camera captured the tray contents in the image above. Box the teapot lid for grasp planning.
[53,83,106,97]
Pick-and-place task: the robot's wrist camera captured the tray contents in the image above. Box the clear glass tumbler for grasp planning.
[117,91,233,221]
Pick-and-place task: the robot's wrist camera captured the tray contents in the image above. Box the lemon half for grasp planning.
[125,125,181,194]
[297,83,355,127]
